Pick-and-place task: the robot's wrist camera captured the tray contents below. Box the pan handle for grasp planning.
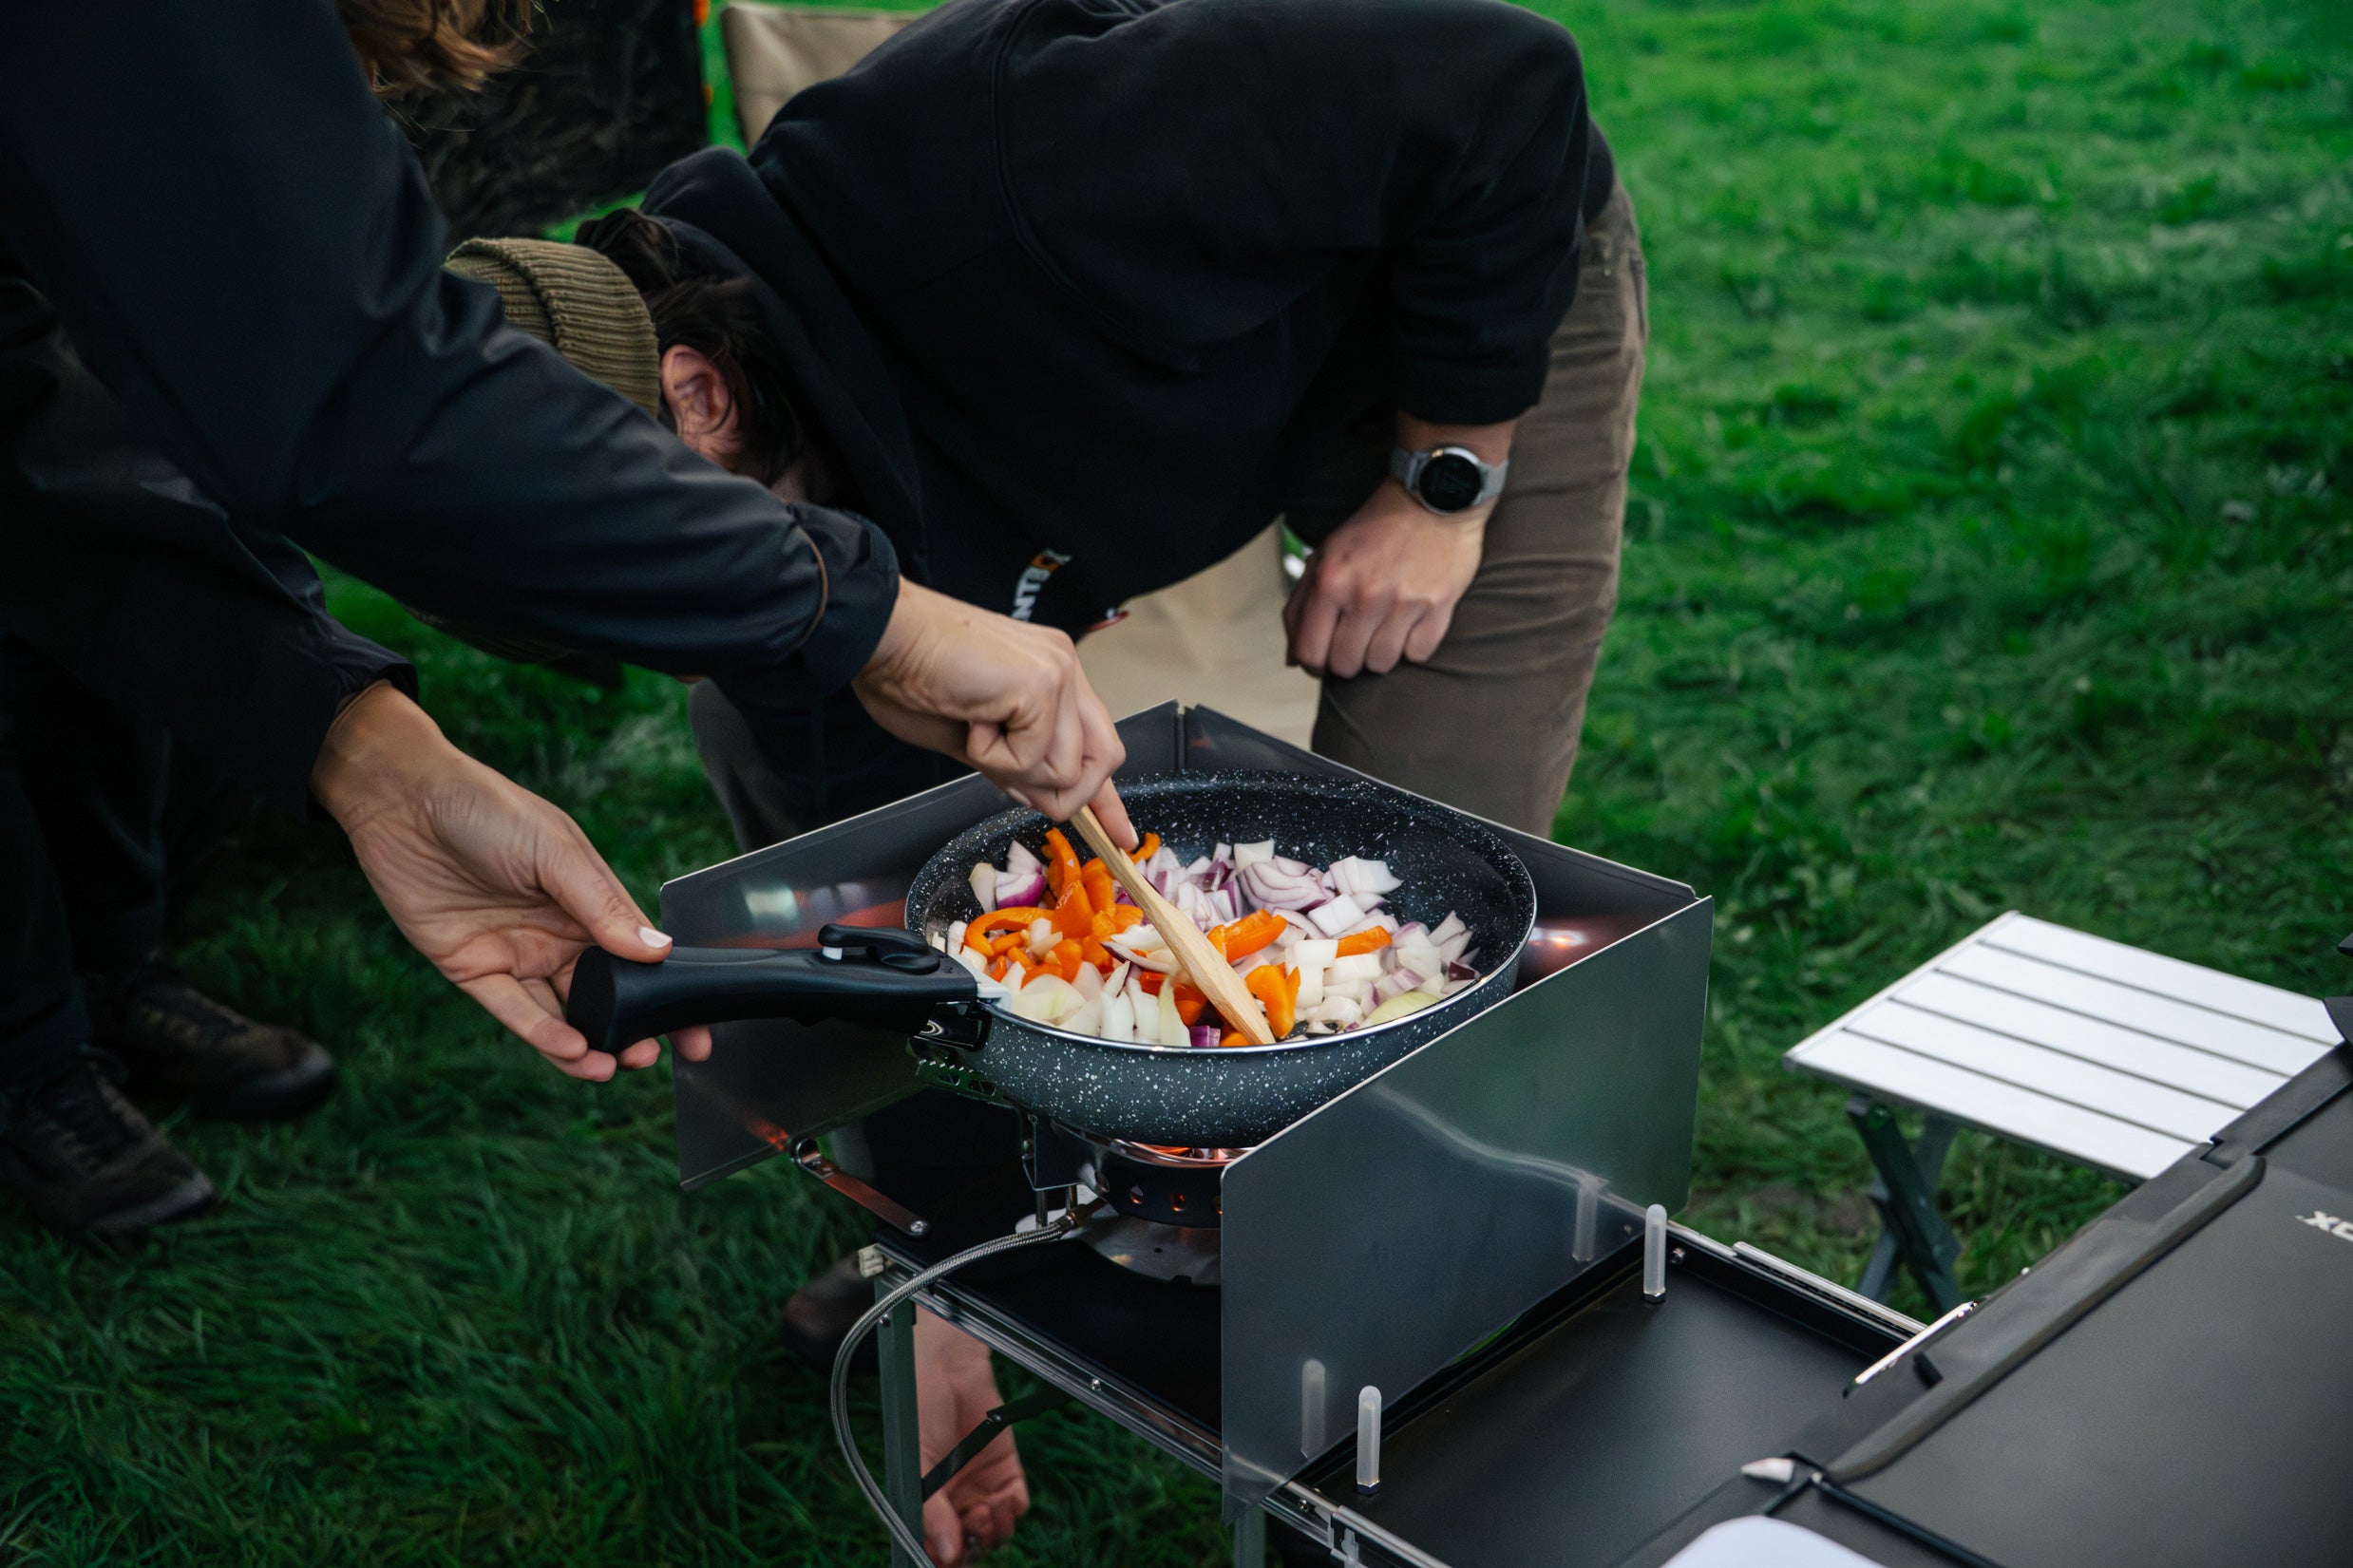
[566,925,979,1055]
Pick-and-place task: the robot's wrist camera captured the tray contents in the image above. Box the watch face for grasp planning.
[1417,451,1485,512]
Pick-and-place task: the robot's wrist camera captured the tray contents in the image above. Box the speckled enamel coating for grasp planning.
[905,770,1537,1147]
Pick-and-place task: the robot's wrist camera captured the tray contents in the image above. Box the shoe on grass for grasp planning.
[0,1050,218,1244]
[87,957,336,1122]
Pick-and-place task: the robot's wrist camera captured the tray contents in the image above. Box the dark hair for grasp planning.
[338,0,528,97]
[576,207,806,486]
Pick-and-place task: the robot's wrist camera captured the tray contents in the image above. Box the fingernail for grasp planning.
[639,926,673,948]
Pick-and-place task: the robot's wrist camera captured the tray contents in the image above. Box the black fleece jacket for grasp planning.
[0,0,898,811]
[646,0,1611,630]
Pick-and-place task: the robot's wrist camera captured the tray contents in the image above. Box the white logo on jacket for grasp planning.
[2296,1210,2353,1242]
[1010,549,1073,622]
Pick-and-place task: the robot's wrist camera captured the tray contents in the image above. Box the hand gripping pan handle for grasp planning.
[566,925,979,1056]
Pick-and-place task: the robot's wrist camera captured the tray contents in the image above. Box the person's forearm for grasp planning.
[311,681,450,834]
[1395,413,1518,530]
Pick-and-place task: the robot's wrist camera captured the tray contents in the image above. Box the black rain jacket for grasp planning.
[0,0,899,813]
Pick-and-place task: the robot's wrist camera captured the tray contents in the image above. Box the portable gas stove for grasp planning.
[657,705,2353,1567]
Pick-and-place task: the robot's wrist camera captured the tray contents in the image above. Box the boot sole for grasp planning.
[81,1170,219,1244]
[186,1049,338,1124]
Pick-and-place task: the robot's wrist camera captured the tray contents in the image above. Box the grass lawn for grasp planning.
[6,0,2349,1561]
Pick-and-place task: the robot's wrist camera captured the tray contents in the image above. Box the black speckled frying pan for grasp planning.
[568,771,1536,1148]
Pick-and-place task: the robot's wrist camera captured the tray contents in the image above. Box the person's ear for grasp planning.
[657,344,745,467]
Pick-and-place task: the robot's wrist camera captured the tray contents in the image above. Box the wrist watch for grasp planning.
[1391,444,1509,515]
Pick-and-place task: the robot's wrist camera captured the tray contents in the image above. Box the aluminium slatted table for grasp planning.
[1783,911,2341,1310]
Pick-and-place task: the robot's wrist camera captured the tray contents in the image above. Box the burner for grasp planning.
[1079,1137,1245,1228]
[1076,1206,1223,1286]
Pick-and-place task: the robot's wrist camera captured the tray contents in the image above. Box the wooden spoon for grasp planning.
[1069,805,1278,1046]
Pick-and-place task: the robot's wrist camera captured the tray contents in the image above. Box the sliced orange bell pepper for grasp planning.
[1213,910,1286,962]
[1050,938,1084,980]
[1246,964,1296,1037]
[1107,904,1143,934]
[1219,1030,1245,1049]
[1138,971,1166,996]
[1129,832,1160,863]
[967,907,1047,949]
[1335,927,1392,958]
[1050,881,1093,939]
[1081,859,1116,919]
[1042,828,1082,897]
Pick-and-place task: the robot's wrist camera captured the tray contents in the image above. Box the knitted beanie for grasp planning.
[445,236,662,413]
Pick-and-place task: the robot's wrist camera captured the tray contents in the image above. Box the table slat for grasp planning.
[1939,948,2326,1077]
[1984,916,2340,1043]
[1848,1003,2242,1143]
[1790,1031,2195,1181]
[1892,973,2286,1109]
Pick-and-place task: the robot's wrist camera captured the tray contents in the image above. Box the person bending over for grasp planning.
[573,0,1643,846]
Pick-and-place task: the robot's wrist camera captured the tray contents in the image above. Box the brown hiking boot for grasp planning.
[0,1050,218,1244]
[87,959,336,1122]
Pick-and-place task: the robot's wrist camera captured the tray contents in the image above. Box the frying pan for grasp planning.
[568,771,1537,1148]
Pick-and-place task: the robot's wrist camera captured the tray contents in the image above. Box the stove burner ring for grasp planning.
[1083,1138,1248,1227]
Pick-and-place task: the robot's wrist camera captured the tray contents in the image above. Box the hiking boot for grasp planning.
[86,958,336,1122]
[0,1050,218,1243]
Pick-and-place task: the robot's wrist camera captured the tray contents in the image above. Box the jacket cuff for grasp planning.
[1396,353,1552,430]
[720,504,900,723]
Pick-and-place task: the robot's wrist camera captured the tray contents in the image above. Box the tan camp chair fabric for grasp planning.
[720,3,917,144]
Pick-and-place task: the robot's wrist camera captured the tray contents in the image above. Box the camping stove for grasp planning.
[660,704,1727,1562]
[1072,1136,1241,1286]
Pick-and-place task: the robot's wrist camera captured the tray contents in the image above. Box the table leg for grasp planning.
[1232,1504,1266,1568]
[1847,1094,1964,1313]
[876,1284,925,1568]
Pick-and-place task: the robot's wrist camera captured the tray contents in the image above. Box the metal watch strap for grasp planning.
[1390,444,1509,513]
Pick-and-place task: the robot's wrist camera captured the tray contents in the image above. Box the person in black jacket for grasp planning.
[0,0,1134,1243]
[560,0,1645,847]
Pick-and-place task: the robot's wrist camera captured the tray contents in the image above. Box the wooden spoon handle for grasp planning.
[1070,805,1277,1046]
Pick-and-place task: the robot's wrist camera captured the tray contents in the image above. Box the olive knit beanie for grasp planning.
[445,236,662,414]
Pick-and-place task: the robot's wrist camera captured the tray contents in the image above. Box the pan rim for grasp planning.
[920,768,1537,1057]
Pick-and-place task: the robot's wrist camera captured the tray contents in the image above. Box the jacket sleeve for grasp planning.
[1000,0,1596,425]
[0,0,896,726]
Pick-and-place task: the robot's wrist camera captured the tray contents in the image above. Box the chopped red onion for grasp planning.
[1187,1024,1222,1050]
[996,870,1047,908]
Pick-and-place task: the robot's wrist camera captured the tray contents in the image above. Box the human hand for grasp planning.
[311,684,712,1080]
[916,1307,1031,1565]
[1283,480,1487,679]
[1284,413,1514,680]
[853,578,1136,846]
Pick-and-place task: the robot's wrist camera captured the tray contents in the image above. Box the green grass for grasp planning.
[7,0,2351,1560]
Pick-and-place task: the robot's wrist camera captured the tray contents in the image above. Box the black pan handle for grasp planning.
[566,924,979,1055]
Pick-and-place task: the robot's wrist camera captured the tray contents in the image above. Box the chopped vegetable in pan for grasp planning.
[928,837,1481,1047]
